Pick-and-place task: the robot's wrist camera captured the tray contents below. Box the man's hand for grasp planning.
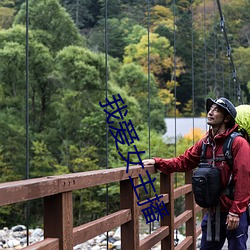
[142,159,155,165]
[226,213,240,230]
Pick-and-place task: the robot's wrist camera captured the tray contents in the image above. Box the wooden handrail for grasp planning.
[0,165,203,249]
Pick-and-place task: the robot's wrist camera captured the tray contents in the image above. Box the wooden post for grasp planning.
[185,171,196,250]
[120,178,139,250]
[161,173,174,250]
[44,192,73,250]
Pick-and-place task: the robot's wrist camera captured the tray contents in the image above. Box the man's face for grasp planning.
[207,104,226,127]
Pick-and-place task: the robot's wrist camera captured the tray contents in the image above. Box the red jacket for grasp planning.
[154,124,250,216]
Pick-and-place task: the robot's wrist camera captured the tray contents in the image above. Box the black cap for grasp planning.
[206,97,237,119]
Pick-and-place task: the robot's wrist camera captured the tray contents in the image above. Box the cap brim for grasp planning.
[206,98,215,113]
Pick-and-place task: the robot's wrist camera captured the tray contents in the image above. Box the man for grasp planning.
[142,97,250,250]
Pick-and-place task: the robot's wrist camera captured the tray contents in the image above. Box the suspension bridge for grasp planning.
[0,0,249,249]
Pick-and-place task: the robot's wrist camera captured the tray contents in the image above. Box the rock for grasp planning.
[0,230,8,238]
[95,234,106,243]
[92,245,101,250]
[11,226,26,232]
[113,227,120,240]
[108,237,116,243]
[0,224,189,249]
[30,228,43,238]
[100,240,108,246]
[107,231,114,237]
[113,240,121,249]
[7,239,20,247]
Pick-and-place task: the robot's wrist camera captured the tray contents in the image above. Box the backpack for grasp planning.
[192,131,241,208]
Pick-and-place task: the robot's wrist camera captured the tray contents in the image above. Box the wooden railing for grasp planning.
[0,165,204,250]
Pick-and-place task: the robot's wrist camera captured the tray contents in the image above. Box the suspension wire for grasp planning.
[172,0,179,245]
[219,32,225,96]
[76,0,79,27]
[191,0,195,145]
[147,0,152,234]
[228,64,231,99]
[25,0,30,245]
[104,0,109,247]
[173,0,177,179]
[203,0,207,98]
[216,0,242,104]
[213,0,217,95]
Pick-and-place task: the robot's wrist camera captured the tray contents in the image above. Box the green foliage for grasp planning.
[0,7,15,29]
[30,141,56,177]
[14,0,85,52]
[0,0,249,229]
[234,46,250,101]
[115,63,165,132]
[61,0,101,29]
[0,112,26,180]
[86,17,138,60]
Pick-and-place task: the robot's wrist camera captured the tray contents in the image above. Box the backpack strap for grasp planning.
[200,142,208,163]
[223,131,242,169]
[223,132,243,200]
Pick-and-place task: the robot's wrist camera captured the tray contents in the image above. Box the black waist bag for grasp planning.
[192,163,221,208]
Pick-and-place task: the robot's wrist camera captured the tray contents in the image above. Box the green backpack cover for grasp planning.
[235,105,250,140]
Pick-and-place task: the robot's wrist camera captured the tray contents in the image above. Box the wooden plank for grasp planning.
[139,226,169,250]
[58,165,156,192]
[174,184,192,199]
[44,192,73,250]
[196,226,202,237]
[195,204,203,213]
[175,236,193,250]
[185,171,196,250]
[174,210,192,229]
[0,165,156,206]
[120,178,140,250]
[73,209,131,245]
[0,177,59,206]
[138,193,169,216]
[22,238,59,250]
[161,173,174,250]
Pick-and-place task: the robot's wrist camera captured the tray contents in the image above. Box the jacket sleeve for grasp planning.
[229,136,250,215]
[154,140,203,174]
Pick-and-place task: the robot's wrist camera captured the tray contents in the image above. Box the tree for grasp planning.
[60,0,101,29]
[148,5,174,33]
[0,25,56,132]
[86,17,139,60]
[0,6,15,29]
[124,32,185,87]
[116,63,166,132]
[234,47,250,102]
[14,0,84,52]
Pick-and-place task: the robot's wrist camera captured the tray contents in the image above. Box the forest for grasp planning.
[0,0,249,227]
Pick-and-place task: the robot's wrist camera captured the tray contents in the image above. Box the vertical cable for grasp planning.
[104,0,109,247]
[213,0,217,94]
[76,0,79,27]
[173,1,176,158]
[216,0,242,103]
[220,38,225,96]
[191,0,195,145]
[25,0,30,245]
[228,64,231,100]
[173,0,179,245]
[203,0,207,97]
[147,0,152,234]
[147,0,151,169]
